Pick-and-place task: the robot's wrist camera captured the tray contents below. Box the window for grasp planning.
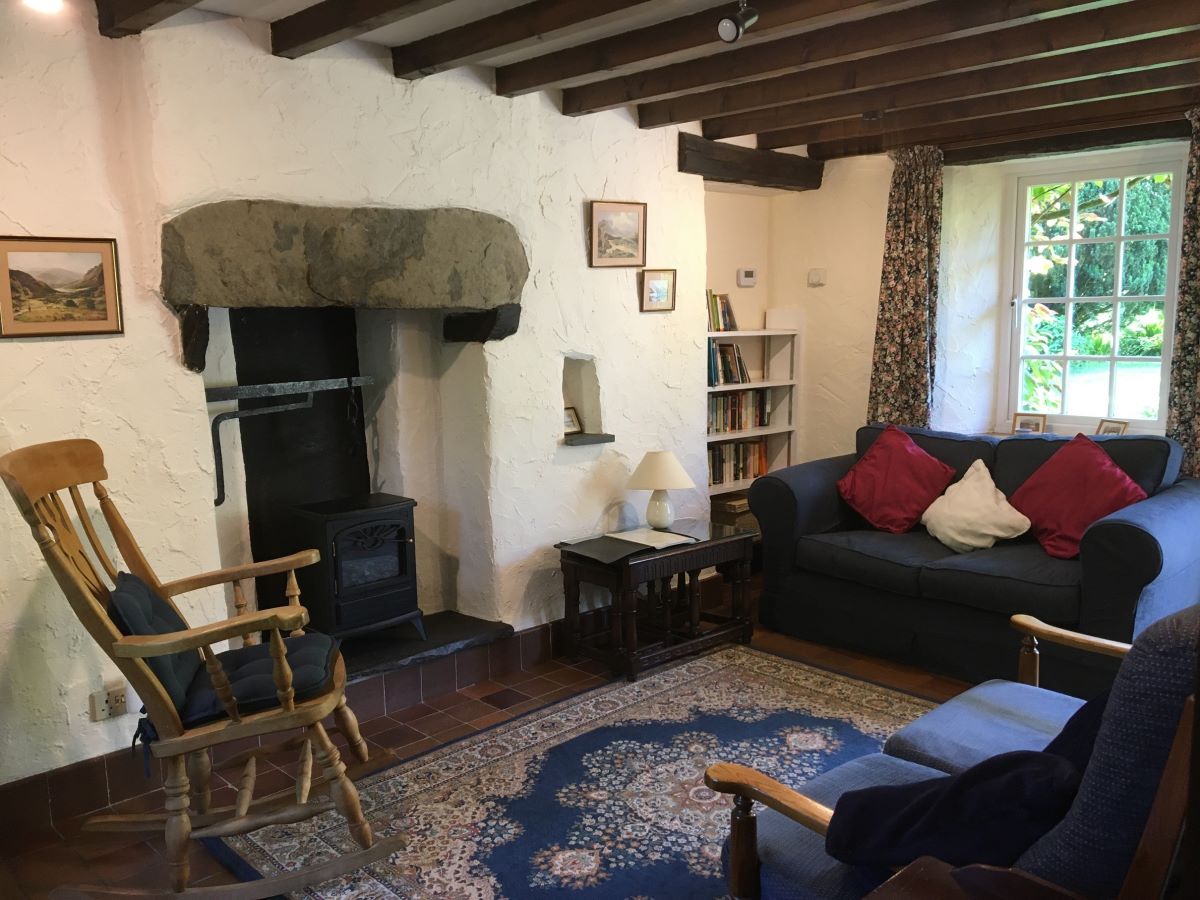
[1011,157,1183,428]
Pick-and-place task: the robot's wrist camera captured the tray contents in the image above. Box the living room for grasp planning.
[0,1,1197,897]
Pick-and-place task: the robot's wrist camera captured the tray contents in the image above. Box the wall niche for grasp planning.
[562,355,613,445]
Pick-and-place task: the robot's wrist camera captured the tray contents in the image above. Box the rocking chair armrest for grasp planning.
[113,606,310,658]
[705,762,834,836]
[1010,614,1131,659]
[159,550,321,597]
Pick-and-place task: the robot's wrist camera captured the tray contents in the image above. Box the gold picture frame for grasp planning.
[589,200,646,268]
[1,236,123,338]
[564,406,583,435]
[639,268,676,312]
[1012,413,1048,434]
[1096,418,1130,435]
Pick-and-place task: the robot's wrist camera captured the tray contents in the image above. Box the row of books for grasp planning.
[708,341,750,386]
[707,290,739,331]
[708,390,772,434]
[708,439,769,486]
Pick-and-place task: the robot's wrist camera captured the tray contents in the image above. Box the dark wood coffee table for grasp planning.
[556,519,755,680]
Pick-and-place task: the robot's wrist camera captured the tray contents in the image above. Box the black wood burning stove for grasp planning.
[282,493,425,640]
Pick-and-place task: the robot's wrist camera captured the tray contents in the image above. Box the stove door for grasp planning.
[332,518,413,598]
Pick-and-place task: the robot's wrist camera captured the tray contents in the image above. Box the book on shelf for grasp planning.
[712,493,751,514]
[708,389,771,434]
[708,342,751,387]
[706,290,739,332]
[708,439,769,486]
[711,507,760,533]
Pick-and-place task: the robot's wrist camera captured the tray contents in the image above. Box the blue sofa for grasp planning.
[749,425,1200,695]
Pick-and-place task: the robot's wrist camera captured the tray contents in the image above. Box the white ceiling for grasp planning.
[193,0,727,66]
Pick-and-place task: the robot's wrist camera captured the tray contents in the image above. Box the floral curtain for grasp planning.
[1167,108,1200,477]
[866,145,944,428]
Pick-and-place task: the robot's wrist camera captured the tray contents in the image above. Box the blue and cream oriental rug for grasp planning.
[219,647,933,898]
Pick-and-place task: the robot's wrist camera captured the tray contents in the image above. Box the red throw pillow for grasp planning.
[837,426,956,534]
[1010,433,1147,559]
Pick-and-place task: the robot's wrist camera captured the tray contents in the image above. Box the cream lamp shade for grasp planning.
[628,450,694,528]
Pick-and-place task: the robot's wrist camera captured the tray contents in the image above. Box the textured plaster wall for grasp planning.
[0,2,227,784]
[768,156,894,460]
[0,1,707,782]
[704,189,773,374]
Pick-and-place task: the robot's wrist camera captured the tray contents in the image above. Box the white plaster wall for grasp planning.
[0,2,227,784]
[704,189,772,374]
[767,156,893,461]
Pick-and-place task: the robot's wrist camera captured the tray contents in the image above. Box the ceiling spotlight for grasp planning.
[718,1,758,44]
[23,0,64,13]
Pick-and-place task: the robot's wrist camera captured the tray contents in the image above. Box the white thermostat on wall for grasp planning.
[736,268,758,287]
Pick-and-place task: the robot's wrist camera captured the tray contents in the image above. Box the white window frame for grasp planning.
[1002,147,1186,434]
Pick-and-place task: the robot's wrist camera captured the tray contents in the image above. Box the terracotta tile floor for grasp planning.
[0,632,966,897]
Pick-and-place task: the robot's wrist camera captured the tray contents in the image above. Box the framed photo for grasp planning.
[564,406,583,435]
[1,236,122,338]
[1096,418,1130,436]
[1012,413,1047,434]
[639,268,676,312]
[589,200,646,268]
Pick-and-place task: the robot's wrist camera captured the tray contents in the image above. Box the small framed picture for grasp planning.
[589,200,646,268]
[639,268,676,312]
[564,406,583,435]
[1096,418,1130,435]
[1,236,123,338]
[1012,413,1048,434]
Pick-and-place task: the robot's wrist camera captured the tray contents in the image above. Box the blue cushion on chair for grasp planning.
[1016,605,1198,896]
[738,753,945,900]
[884,680,1084,774]
[107,572,203,712]
[179,632,339,727]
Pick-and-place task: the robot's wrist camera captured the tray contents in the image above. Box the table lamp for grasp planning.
[627,450,695,529]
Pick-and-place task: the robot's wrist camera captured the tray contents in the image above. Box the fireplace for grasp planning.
[281,493,425,640]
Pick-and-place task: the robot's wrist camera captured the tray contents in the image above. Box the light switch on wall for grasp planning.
[807,268,827,287]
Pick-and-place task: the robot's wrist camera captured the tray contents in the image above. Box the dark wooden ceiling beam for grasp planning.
[942,120,1192,165]
[272,0,455,59]
[678,133,824,192]
[95,0,201,37]
[495,0,924,97]
[568,0,1127,116]
[761,61,1200,148]
[392,1,660,79]
[637,0,1200,127]
[797,87,1199,159]
[700,30,1200,139]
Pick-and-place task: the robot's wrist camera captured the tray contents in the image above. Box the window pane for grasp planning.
[1065,360,1110,416]
[1123,173,1172,236]
[1069,302,1113,355]
[1113,360,1162,420]
[1075,178,1120,238]
[1028,184,1071,240]
[1021,358,1063,414]
[1026,244,1068,298]
[1121,239,1168,296]
[1118,301,1166,357]
[1023,302,1065,355]
[1073,242,1115,297]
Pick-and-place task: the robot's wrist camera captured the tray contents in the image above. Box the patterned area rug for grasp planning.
[220,647,934,898]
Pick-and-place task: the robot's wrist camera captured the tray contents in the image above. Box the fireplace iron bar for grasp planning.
[204,377,375,506]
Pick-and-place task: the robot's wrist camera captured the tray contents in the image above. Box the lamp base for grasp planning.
[646,490,675,529]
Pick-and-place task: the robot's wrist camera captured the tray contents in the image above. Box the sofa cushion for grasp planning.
[921,459,1030,553]
[920,544,1081,625]
[884,680,1084,774]
[993,433,1180,498]
[796,530,957,597]
[857,424,998,481]
[838,425,955,533]
[1010,435,1147,559]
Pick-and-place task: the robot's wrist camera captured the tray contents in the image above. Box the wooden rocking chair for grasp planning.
[0,439,404,898]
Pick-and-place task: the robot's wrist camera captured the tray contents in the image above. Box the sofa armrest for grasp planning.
[1079,478,1200,640]
[748,454,856,580]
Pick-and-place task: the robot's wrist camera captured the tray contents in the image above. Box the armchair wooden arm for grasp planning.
[1011,614,1131,687]
[159,549,320,597]
[113,606,309,658]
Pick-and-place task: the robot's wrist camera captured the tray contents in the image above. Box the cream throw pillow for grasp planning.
[921,459,1030,553]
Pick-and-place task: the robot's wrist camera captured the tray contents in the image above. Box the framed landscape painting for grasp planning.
[589,200,646,267]
[1,236,123,338]
[640,268,676,312]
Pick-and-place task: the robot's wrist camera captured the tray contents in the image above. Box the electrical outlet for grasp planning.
[89,683,128,721]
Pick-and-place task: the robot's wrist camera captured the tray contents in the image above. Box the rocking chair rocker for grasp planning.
[0,439,404,898]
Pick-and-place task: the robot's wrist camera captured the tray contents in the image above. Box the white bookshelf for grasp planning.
[706,308,801,496]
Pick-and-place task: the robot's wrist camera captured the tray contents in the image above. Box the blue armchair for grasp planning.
[705,605,1197,899]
